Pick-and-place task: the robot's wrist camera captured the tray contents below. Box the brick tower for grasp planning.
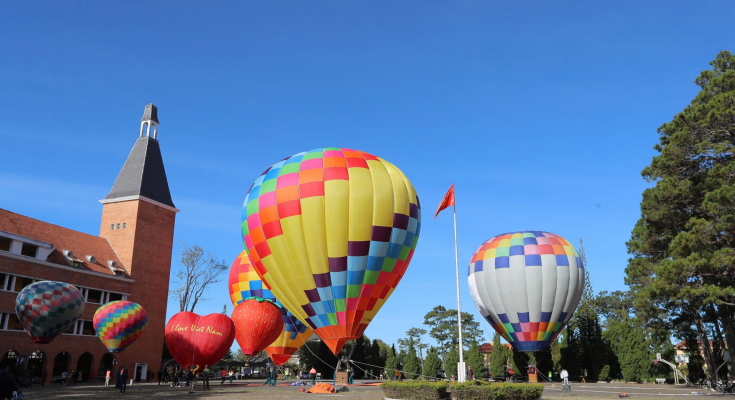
[99,104,178,379]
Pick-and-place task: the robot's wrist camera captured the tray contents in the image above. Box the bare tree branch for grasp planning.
[169,242,229,313]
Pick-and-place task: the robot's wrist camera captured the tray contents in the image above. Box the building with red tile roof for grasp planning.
[0,104,177,385]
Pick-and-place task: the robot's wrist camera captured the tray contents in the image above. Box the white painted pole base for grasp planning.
[457,361,466,383]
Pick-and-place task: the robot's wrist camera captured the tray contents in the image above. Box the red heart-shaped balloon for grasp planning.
[232,298,284,356]
[165,312,235,369]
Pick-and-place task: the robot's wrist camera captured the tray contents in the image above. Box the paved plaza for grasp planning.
[10,380,735,400]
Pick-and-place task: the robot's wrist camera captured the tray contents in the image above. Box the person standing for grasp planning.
[60,371,67,386]
[561,369,569,385]
[229,369,234,384]
[105,369,111,387]
[548,370,552,382]
[309,367,317,385]
[188,365,199,394]
[220,368,227,385]
[348,367,355,384]
[270,368,277,387]
[202,365,210,390]
[120,366,129,394]
[466,366,473,381]
[157,368,163,385]
[263,367,271,386]
[185,367,193,388]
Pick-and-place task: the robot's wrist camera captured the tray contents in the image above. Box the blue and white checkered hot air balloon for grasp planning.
[16,281,85,344]
[468,231,585,352]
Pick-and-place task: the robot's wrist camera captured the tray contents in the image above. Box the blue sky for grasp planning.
[1,1,732,350]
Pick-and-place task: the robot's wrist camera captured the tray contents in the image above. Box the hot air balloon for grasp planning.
[93,301,148,352]
[232,298,284,356]
[15,281,85,344]
[165,312,236,369]
[229,250,313,364]
[468,231,585,352]
[241,148,421,354]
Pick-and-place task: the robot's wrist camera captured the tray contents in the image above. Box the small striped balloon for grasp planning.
[468,231,585,352]
[93,301,148,352]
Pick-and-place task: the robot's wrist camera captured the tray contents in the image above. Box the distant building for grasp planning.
[478,342,513,365]
[0,104,178,384]
[674,339,727,368]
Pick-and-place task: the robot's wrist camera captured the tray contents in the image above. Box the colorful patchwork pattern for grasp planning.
[241,148,420,354]
[228,250,313,364]
[467,231,585,352]
[93,301,148,352]
[15,280,85,344]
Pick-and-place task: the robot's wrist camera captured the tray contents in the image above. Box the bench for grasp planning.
[655,378,666,384]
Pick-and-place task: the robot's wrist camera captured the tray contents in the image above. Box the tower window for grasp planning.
[116,224,120,229]
[123,223,126,229]
[111,224,114,230]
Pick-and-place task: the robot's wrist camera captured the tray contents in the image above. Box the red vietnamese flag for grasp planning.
[434,183,455,219]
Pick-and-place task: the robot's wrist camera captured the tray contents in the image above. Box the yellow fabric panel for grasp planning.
[347,167,373,242]
[381,160,409,216]
[324,179,349,258]
[300,196,329,275]
[384,158,418,207]
[258,255,303,320]
[264,234,312,315]
[365,159,394,227]
[280,216,315,285]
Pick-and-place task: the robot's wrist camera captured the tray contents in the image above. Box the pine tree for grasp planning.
[445,345,460,378]
[490,333,506,377]
[550,338,561,373]
[465,342,485,379]
[626,51,735,378]
[423,347,442,379]
[403,343,422,379]
[385,355,399,377]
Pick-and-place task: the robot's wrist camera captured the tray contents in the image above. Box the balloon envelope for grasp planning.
[468,231,585,352]
[241,148,421,354]
[165,312,236,369]
[229,250,313,365]
[15,281,85,344]
[232,298,285,356]
[93,301,148,352]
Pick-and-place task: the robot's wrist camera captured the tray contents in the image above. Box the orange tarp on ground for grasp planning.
[307,383,336,393]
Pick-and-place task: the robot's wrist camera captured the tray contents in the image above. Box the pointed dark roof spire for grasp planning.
[102,105,175,209]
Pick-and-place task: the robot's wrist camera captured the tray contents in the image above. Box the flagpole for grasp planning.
[453,191,465,383]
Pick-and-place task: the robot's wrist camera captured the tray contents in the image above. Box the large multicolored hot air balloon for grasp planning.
[229,250,313,365]
[232,298,284,356]
[93,301,148,352]
[15,281,85,344]
[468,231,585,352]
[241,148,421,354]
[165,312,236,369]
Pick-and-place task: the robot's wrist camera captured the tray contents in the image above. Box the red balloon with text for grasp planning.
[232,298,284,356]
[164,312,235,369]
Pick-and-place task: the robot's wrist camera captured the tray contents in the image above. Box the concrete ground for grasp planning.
[10,379,733,399]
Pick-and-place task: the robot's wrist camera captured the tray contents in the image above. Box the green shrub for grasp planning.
[381,380,449,400]
[599,365,610,382]
[449,381,544,400]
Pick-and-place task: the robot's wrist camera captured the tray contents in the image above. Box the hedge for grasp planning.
[381,381,543,400]
[381,380,449,400]
[449,382,544,400]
